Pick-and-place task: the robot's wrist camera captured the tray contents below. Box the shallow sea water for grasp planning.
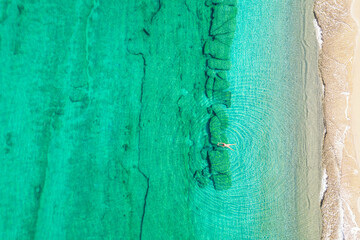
[0,0,322,239]
[191,0,323,239]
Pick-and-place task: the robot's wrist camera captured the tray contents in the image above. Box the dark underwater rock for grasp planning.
[213,76,230,91]
[205,69,217,79]
[213,90,231,108]
[202,0,237,193]
[205,72,230,98]
[207,58,231,70]
[206,0,238,6]
[205,76,215,98]
[208,150,230,174]
[214,32,236,43]
[210,19,237,36]
[210,10,237,36]
[209,116,229,144]
[212,173,232,190]
[211,104,229,128]
[210,132,228,145]
[212,5,237,19]
[209,116,221,136]
[194,170,210,188]
[204,39,231,60]
[216,71,227,80]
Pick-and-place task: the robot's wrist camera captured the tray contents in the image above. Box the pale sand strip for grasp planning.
[342,1,360,239]
[314,0,360,239]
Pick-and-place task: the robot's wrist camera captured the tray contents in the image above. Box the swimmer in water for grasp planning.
[217,142,235,151]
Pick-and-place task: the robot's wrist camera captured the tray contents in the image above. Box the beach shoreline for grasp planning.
[315,0,360,238]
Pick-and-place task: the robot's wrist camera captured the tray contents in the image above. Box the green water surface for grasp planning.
[0,0,322,239]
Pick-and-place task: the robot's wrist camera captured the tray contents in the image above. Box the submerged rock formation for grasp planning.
[194,0,237,191]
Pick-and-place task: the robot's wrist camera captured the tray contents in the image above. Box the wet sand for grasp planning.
[314,0,360,239]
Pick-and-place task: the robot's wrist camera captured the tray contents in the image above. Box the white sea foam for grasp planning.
[320,168,328,203]
[340,198,344,239]
[313,18,323,49]
[342,92,351,120]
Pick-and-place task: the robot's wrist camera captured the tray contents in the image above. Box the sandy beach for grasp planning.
[315,0,360,239]
[343,0,360,238]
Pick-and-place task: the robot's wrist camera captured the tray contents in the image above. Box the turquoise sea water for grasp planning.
[0,0,322,239]
[191,0,322,239]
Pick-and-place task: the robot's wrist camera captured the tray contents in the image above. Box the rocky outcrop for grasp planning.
[194,0,237,191]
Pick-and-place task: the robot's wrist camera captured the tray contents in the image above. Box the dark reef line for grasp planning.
[194,0,237,191]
